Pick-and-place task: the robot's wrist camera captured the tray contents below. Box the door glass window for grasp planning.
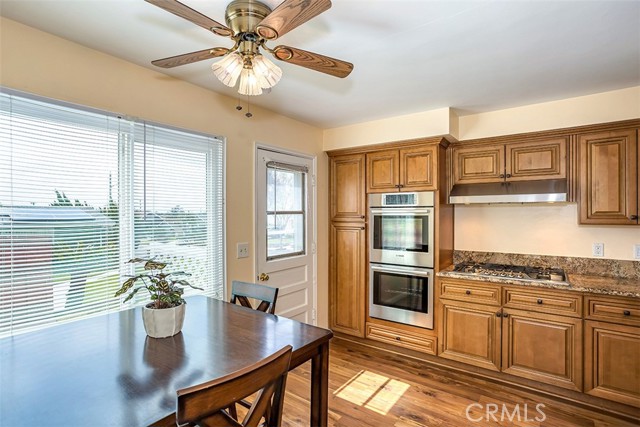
[266,163,306,260]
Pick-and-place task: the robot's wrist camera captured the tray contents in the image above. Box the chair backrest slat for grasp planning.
[230,281,279,315]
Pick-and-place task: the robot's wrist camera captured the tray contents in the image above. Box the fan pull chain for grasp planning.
[235,96,253,118]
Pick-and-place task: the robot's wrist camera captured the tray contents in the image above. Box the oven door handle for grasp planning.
[370,263,433,277]
[369,208,432,215]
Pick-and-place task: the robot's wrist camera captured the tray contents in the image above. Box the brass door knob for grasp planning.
[258,273,270,282]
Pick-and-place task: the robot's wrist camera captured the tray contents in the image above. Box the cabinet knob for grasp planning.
[503,313,509,318]
[499,174,505,179]
[395,336,401,341]
[360,227,365,230]
[506,173,512,178]
[496,312,502,318]
[537,299,543,304]
[623,310,631,316]
[465,290,471,295]
[360,215,365,219]
[630,215,639,220]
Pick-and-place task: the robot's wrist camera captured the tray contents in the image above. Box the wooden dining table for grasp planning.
[0,296,333,426]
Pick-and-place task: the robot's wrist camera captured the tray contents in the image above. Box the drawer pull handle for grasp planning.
[537,299,543,304]
[623,310,631,316]
[465,290,471,295]
[503,313,509,318]
[395,336,401,341]
[496,312,502,318]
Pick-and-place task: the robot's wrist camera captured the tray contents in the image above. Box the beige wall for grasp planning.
[0,18,330,326]
[323,86,640,261]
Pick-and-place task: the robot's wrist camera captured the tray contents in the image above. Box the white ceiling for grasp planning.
[1,0,639,129]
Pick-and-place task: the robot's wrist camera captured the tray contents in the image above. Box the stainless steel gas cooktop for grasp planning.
[453,262,567,283]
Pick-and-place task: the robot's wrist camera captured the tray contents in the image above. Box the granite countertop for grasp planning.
[437,265,640,299]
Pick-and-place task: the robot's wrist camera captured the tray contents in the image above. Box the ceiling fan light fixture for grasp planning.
[238,67,263,96]
[211,52,243,87]
[252,54,282,89]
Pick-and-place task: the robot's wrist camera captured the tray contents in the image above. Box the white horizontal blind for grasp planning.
[0,91,225,337]
[131,123,225,301]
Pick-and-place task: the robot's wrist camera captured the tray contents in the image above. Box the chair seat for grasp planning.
[196,410,242,427]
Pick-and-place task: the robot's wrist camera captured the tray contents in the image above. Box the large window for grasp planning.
[0,90,225,337]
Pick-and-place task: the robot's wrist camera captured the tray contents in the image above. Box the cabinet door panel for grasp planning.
[367,150,398,193]
[399,145,437,191]
[452,145,504,184]
[585,321,640,407]
[329,223,366,337]
[330,154,366,222]
[505,139,567,181]
[579,129,638,225]
[439,301,501,371]
[502,310,582,391]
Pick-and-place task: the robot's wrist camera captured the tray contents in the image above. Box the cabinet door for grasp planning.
[330,154,366,222]
[439,300,501,371]
[579,129,638,225]
[505,138,567,181]
[399,145,437,191]
[366,149,399,193]
[329,223,366,337]
[452,145,504,184]
[585,320,640,408]
[501,309,582,391]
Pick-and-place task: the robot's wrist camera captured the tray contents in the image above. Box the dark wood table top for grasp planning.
[0,296,333,426]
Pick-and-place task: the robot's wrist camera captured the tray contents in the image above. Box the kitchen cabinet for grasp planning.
[439,279,583,391]
[329,222,366,337]
[367,145,437,193]
[584,295,640,407]
[452,138,567,185]
[330,154,366,222]
[578,128,639,225]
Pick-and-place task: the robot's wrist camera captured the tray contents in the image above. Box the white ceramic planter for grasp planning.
[142,303,185,338]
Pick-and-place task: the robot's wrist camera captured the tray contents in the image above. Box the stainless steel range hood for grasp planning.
[449,179,567,204]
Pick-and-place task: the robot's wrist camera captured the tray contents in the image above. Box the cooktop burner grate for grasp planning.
[453,262,566,283]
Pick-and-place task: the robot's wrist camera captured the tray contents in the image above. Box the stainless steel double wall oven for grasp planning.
[368,191,435,329]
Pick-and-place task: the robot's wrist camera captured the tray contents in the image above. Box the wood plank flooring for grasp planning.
[281,337,640,427]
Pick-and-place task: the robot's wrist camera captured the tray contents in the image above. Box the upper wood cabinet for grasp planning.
[452,138,567,185]
[367,145,438,193]
[330,154,366,222]
[578,128,638,225]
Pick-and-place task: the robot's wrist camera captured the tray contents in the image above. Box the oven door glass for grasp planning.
[372,212,430,253]
[372,267,430,313]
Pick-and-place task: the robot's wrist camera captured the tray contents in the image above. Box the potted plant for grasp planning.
[114,258,203,338]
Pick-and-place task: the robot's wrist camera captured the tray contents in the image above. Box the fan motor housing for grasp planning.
[225,0,272,35]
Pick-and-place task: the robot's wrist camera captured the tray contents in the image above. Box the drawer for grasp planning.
[440,279,501,306]
[503,287,582,318]
[366,323,437,355]
[585,295,640,327]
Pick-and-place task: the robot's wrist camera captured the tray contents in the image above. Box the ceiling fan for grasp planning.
[146,0,354,96]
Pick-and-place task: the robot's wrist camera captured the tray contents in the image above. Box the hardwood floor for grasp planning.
[282,337,640,427]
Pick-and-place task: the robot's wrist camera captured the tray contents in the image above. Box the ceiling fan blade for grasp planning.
[152,47,229,68]
[272,45,353,78]
[145,0,233,37]
[256,0,331,40]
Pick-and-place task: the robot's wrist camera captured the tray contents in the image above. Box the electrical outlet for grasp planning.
[634,244,640,260]
[237,242,249,259]
[592,242,604,257]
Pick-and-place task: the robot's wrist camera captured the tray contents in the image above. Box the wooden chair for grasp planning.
[176,345,292,427]
[230,281,279,315]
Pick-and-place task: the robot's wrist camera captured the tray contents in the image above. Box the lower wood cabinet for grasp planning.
[502,309,582,391]
[439,279,584,392]
[329,222,366,337]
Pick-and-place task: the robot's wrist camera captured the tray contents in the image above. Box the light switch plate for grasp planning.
[634,244,640,260]
[592,243,604,257]
[237,242,249,259]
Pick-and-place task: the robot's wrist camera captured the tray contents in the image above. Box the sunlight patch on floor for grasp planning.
[333,370,410,415]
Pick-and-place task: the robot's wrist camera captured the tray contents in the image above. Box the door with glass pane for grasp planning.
[256,147,315,324]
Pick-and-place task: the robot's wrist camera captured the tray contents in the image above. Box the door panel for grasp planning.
[452,145,504,184]
[400,146,437,191]
[367,150,399,192]
[330,154,366,222]
[256,147,315,324]
[505,139,567,181]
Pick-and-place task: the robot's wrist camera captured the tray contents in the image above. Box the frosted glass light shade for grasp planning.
[211,52,243,87]
[252,55,282,89]
[238,67,263,96]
